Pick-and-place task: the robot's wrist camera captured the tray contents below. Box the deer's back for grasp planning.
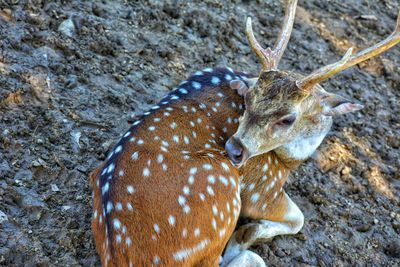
[90,67,250,266]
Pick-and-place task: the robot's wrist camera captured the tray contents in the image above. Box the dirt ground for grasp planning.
[0,0,399,266]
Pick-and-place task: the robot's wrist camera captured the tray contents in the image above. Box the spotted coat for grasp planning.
[89,67,293,266]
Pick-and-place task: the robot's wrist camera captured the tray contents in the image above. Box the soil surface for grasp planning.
[0,0,399,266]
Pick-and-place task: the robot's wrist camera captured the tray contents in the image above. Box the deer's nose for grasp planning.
[225,137,249,166]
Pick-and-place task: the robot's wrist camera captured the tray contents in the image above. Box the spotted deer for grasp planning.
[89,0,400,265]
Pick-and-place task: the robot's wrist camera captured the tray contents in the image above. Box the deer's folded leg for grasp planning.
[224,250,266,267]
[222,192,303,266]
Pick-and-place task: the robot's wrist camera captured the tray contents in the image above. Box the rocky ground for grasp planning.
[0,0,399,266]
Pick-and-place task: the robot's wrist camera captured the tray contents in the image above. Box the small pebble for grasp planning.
[296,232,307,241]
[62,206,71,211]
[341,166,351,176]
[51,184,60,192]
[58,18,75,37]
[356,224,371,232]
[32,158,46,167]
[0,210,8,224]
[392,221,400,234]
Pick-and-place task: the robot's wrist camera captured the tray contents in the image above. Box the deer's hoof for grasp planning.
[236,223,260,245]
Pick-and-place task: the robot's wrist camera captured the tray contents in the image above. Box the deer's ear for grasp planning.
[230,78,258,96]
[322,94,364,116]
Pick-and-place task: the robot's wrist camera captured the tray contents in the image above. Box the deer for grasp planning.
[89,0,400,265]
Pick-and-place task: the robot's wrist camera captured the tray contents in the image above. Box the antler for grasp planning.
[246,0,298,71]
[298,11,400,91]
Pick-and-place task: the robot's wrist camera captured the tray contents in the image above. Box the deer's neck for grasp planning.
[173,67,250,150]
[273,149,305,170]
[193,84,245,139]
[237,145,306,219]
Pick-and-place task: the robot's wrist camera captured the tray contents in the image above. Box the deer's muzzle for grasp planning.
[225,137,249,166]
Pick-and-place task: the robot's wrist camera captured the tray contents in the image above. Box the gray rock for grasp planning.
[0,210,8,224]
[58,18,75,38]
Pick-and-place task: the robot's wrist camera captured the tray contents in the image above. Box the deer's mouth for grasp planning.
[225,137,250,166]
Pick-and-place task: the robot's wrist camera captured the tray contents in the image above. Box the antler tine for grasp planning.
[272,0,298,68]
[246,0,298,71]
[397,10,400,32]
[297,48,354,90]
[299,10,400,91]
[246,17,275,70]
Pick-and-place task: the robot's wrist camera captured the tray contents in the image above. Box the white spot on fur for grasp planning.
[157,154,164,163]
[251,193,260,203]
[263,163,268,172]
[131,151,139,160]
[248,183,255,191]
[184,136,190,144]
[194,228,200,237]
[106,201,113,213]
[182,228,188,238]
[173,239,210,261]
[189,167,197,175]
[207,186,215,196]
[127,185,135,194]
[183,186,190,195]
[188,175,195,184]
[212,219,217,230]
[218,175,229,186]
[143,168,150,177]
[212,205,218,216]
[192,81,201,90]
[183,205,191,214]
[178,195,186,206]
[102,182,109,195]
[168,215,176,226]
[113,219,121,230]
[153,256,160,265]
[203,164,212,170]
[211,76,220,85]
[154,224,160,234]
[221,162,230,171]
[126,237,132,247]
[199,193,205,201]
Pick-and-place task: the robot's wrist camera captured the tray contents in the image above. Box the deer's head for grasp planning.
[226,0,400,165]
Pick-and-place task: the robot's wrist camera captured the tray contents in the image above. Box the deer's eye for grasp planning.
[276,114,296,127]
